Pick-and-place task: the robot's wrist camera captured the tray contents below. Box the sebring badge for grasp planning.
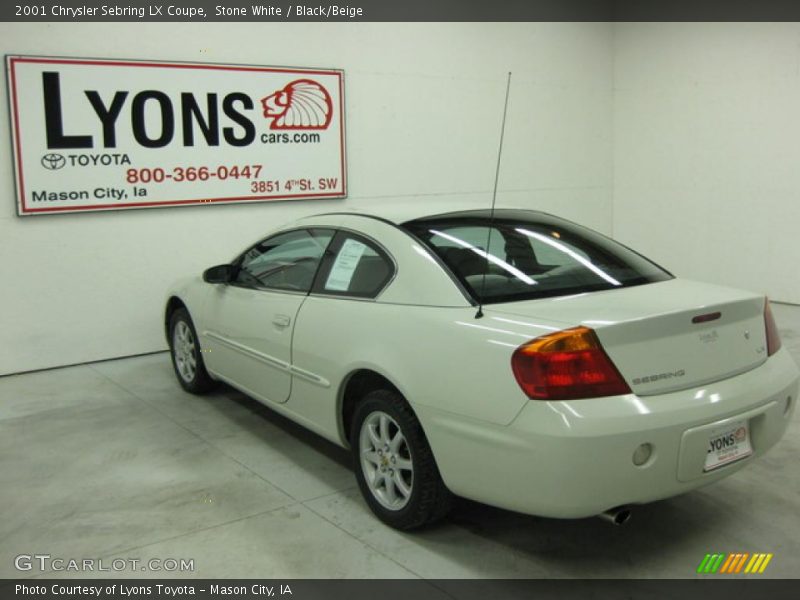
[632,369,686,385]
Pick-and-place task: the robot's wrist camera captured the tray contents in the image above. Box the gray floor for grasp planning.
[2,304,799,580]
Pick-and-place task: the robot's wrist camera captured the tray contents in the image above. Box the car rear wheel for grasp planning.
[351,389,452,530]
[169,308,213,394]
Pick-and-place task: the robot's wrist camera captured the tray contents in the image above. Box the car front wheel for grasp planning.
[169,308,213,394]
[351,389,452,530]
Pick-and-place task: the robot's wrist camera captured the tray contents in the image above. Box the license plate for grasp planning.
[704,419,753,472]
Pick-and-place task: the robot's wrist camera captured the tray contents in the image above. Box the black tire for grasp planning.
[168,307,214,394]
[351,389,452,530]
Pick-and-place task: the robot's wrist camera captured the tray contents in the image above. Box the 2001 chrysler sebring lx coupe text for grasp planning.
[165,209,798,529]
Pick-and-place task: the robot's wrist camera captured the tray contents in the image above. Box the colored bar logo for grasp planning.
[696,553,773,574]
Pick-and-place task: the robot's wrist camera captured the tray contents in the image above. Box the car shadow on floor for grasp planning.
[442,496,731,576]
[204,382,352,468]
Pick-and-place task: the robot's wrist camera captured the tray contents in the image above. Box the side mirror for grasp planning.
[203,264,234,284]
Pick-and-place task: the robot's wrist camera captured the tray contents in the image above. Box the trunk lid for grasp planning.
[488,279,768,396]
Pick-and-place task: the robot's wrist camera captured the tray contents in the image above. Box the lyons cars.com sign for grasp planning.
[6,56,346,215]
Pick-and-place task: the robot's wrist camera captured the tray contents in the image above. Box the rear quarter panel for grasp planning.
[289,297,555,444]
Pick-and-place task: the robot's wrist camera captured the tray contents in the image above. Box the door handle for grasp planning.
[272,314,291,328]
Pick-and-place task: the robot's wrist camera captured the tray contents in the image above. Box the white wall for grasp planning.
[614,23,800,304]
[0,23,614,375]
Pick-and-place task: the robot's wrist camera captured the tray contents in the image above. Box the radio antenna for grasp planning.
[476,72,512,319]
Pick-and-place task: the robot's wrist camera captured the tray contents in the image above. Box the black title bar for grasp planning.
[6,0,800,22]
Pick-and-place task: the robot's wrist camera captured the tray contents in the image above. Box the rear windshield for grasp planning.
[402,211,672,304]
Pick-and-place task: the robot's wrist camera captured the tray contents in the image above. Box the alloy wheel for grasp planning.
[358,410,414,510]
[173,320,197,383]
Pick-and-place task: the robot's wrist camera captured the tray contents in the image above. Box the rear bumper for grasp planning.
[417,349,799,518]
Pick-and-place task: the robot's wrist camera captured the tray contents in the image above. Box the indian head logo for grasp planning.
[260,79,333,130]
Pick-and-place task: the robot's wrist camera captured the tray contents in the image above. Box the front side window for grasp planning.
[234,228,333,292]
[403,210,672,304]
[312,232,394,298]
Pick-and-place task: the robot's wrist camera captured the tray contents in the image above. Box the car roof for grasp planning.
[310,206,548,226]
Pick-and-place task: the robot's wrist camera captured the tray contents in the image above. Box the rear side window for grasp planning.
[403,211,672,304]
[312,232,394,298]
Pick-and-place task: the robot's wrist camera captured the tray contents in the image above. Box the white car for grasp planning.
[165,209,798,529]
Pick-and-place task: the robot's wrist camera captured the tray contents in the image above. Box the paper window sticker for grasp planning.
[325,238,367,291]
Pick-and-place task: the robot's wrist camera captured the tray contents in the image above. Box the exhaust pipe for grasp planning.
[598,506,632,526]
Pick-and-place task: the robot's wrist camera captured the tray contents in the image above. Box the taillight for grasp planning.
[764,298,782,357]
[511,326,632,400]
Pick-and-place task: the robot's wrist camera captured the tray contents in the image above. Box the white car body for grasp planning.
[165,210,798,521]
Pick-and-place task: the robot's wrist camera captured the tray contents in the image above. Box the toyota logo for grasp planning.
[41,153,66,170]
